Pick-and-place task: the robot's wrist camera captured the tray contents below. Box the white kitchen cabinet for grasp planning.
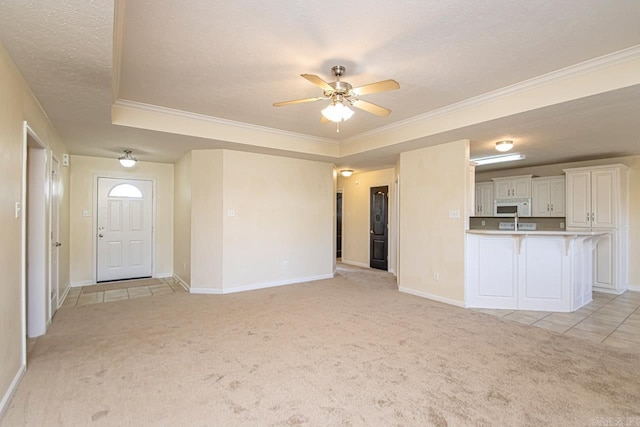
[492,175,533,199]
[564,164,629,294]
[531,176,565,217]
[475,182,494,216]
[565,167,619,228]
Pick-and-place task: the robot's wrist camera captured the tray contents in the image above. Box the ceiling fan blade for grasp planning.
[351,79,400,96]
[301,74,334,92]
[320,115,329,124]
[351,99,391,116]
[273,97,326,107]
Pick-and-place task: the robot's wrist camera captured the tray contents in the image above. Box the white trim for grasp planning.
[593,286,626,295]
[172,275,190,291]
[189,274,334,295]
[58,282,71,307]
[189,287,223,295]
[399,286,467,308]
[340,260,369,269]
[628,285,640,292]
[113,99,339,145]
[155,272,173,279]
[342,44,640,144]
[0,364,25,420]
[70,280,93,287]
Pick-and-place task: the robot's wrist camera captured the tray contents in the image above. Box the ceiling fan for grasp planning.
[273,65,400,125]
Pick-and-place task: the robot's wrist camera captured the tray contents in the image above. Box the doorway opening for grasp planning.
[96,178,153,283]
[336,191,343,259]
[370,185,389,270]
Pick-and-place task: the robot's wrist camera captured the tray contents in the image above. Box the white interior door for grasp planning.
[50,157,60,313]
[97,178,153,282]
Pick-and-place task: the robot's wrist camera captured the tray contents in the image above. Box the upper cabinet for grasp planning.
[531,176,565,217]
[564,164,628,229]
[475,182,494,216]
[492,175,533,199]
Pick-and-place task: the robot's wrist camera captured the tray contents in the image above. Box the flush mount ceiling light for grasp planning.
[495,140,514,152]
[118,150,137,168]
[471,153,526,166]
[340,169,354,177]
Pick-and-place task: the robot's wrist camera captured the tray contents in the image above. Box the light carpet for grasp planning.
[2,265,639,426]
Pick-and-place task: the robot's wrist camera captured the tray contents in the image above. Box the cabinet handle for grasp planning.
[547,204,550,212]
[550,204,553,212]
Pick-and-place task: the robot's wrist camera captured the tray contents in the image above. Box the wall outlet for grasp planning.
[434,272,440,281]
[448,210,460,218]
[82,209,91,217]
[481,220,486,226]
[227,209,236,217]
[560,222,565,229]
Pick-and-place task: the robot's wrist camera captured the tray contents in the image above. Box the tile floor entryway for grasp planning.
[62,277,186,307]
[474,290,640,352]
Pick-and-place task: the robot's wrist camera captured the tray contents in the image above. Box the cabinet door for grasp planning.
[591,169,617,228]
[512,178,532,198]
[531,180,551,217]
[480,183,494,216]
[594,232,616,290]
[566,171,591,228]
[549,177,566,217]
[494,180,512,199]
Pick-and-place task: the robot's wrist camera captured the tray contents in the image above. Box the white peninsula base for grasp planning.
[466,231,606,312]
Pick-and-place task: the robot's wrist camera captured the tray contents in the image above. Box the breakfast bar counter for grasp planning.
[466,230,607,312]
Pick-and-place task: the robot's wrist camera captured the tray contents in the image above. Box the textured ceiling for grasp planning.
[1,0,640,170]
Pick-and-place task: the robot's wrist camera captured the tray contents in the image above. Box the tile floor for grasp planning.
[474,290,640,352]
[62,277,186,307]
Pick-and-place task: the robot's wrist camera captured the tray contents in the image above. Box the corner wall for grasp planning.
[173,152,192,286]
[69,155,174,285]
[398,139,470,305]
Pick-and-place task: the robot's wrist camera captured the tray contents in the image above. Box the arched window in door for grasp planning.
[108,183,143,198]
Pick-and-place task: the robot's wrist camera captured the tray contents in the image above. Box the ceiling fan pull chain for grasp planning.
[336,122,340,133]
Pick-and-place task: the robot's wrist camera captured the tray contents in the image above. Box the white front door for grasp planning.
[97,178,153,282]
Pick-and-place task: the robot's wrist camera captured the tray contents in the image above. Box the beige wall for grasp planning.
[69,155,174,284]
[0,42,70,412]
[398,140,470,304]
[190,150,223,290]
[476,154,640,287]
[221,150,334,290]
[337,168,397,273]
[173,152,192,286]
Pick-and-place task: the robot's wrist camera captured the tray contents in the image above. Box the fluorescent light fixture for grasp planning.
[322,102,354,123]
[495,140,513,152]
[340,170,354,177]
[118,150,137,168]
[471,153,526,166]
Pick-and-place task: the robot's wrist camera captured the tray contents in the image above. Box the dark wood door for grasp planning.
[336,192,342,258]
[370,186,388,270]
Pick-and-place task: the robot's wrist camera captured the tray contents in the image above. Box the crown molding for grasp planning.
[113,99,340,145]
[342,44,640,144]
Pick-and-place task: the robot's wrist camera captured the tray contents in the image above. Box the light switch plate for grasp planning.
[448,210,461,218]
[82,210,91,217]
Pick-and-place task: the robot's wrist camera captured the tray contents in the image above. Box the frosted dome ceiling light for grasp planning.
[495,140,514,152]
[118,150,137,168]
[340,170,354,177]
[321,102,354,123]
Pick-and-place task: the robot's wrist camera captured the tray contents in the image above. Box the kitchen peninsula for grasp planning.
[466,230,607,312]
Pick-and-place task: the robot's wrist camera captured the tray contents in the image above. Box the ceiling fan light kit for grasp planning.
[273,65,399,127]
[495,140,514,152]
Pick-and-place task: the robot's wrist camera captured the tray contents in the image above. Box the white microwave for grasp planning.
[494,199,532,217]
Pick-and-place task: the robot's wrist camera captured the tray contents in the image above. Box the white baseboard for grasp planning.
[340,260,369,269]
[189,273,334,296]
[58,284,71,307]
[189,287,222,295]
[172,275,190,292]
[628,284,640,292]
[70,280,93,287]
[398,286,467,308]
[593,286,626,295]
[0,364,25,420]
[155,272,173,279]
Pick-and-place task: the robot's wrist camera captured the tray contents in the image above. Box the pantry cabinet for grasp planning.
[475,182,494,216]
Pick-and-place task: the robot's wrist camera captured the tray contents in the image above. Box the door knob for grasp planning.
[55,242,62,247]
[370,230,374,234]
[98,233,104,238]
